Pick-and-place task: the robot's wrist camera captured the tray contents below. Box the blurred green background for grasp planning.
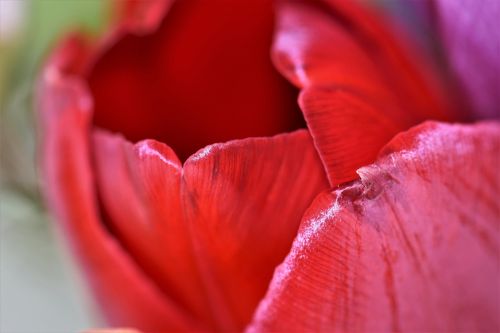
[0,1,110,332]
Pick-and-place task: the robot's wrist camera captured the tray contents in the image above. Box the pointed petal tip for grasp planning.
[272,0,457,188]
[184,129,311,165]
[93,127,329,330]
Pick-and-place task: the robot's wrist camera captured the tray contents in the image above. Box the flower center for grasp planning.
[88,0,304,162]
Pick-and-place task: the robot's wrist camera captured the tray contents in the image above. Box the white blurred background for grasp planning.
[0,1,111,332]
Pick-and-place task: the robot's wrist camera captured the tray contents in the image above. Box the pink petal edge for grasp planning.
[248,121,500,332]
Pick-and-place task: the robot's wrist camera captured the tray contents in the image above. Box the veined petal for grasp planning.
[92,132,210,327]
[272,1,455,186]
[248,121,500,332]
[93,129,329,331]
[37,37,199,332]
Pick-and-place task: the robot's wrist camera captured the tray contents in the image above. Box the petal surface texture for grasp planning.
[38,1,330,331]
[39,34,329,332]
[434,0,500,119]
[37,37,199,332]
[249,121,500,332]
[88,0,304,161]
[272,0,455,186]
[92,128,329,331]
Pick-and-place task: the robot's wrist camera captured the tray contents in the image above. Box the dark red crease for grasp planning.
[87,0,305,161]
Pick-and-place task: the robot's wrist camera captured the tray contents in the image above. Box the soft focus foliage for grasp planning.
[1,1,109,332]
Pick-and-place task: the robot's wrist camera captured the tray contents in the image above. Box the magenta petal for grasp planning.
[434,0,500,119]
[248,121,500,332]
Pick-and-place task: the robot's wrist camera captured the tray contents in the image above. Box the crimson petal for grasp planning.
[272,1,455,186]
[92,129,329,331]
[88,0,303,161]
[248,121,500,332]
[37,37,198,332]
[111,0,173,33]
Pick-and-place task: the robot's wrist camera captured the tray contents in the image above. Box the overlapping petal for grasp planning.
[272,0,455,186]
[37,1,334,330]
[37,37,198,332]
[38,1,500,332]
[93,128,329,331]
[39,24,330,333]
[249,121,500,332]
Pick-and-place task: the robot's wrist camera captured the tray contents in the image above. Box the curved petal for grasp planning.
[248,121,500,332]
[433,0,500,119]
[182,130,329,329]
[88,0,304,161]
[272,1,455,186]
[37,37,198,332]
[92,129,329,331]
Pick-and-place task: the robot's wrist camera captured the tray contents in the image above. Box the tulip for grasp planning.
[37,0,499,332]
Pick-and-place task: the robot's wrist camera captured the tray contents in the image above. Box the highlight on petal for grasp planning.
[92,128,330,331]
[112,0,173,33]
[249,121,500,332]
[88,0,304,161]
[37,37,199,332]
[272,0,455,186]
[433,0,500,119]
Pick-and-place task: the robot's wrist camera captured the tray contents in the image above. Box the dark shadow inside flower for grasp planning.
[88,0,305,162]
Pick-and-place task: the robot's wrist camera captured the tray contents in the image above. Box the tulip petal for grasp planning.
[433,0,500,119]
[248,121,500,332]
[37,37,200,332]
[88,0,304,161]
[273,1,454,186]
[92,128,329,331]
[112,0,173,33]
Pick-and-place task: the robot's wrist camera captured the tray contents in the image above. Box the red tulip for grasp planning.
[37,0,499,332]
